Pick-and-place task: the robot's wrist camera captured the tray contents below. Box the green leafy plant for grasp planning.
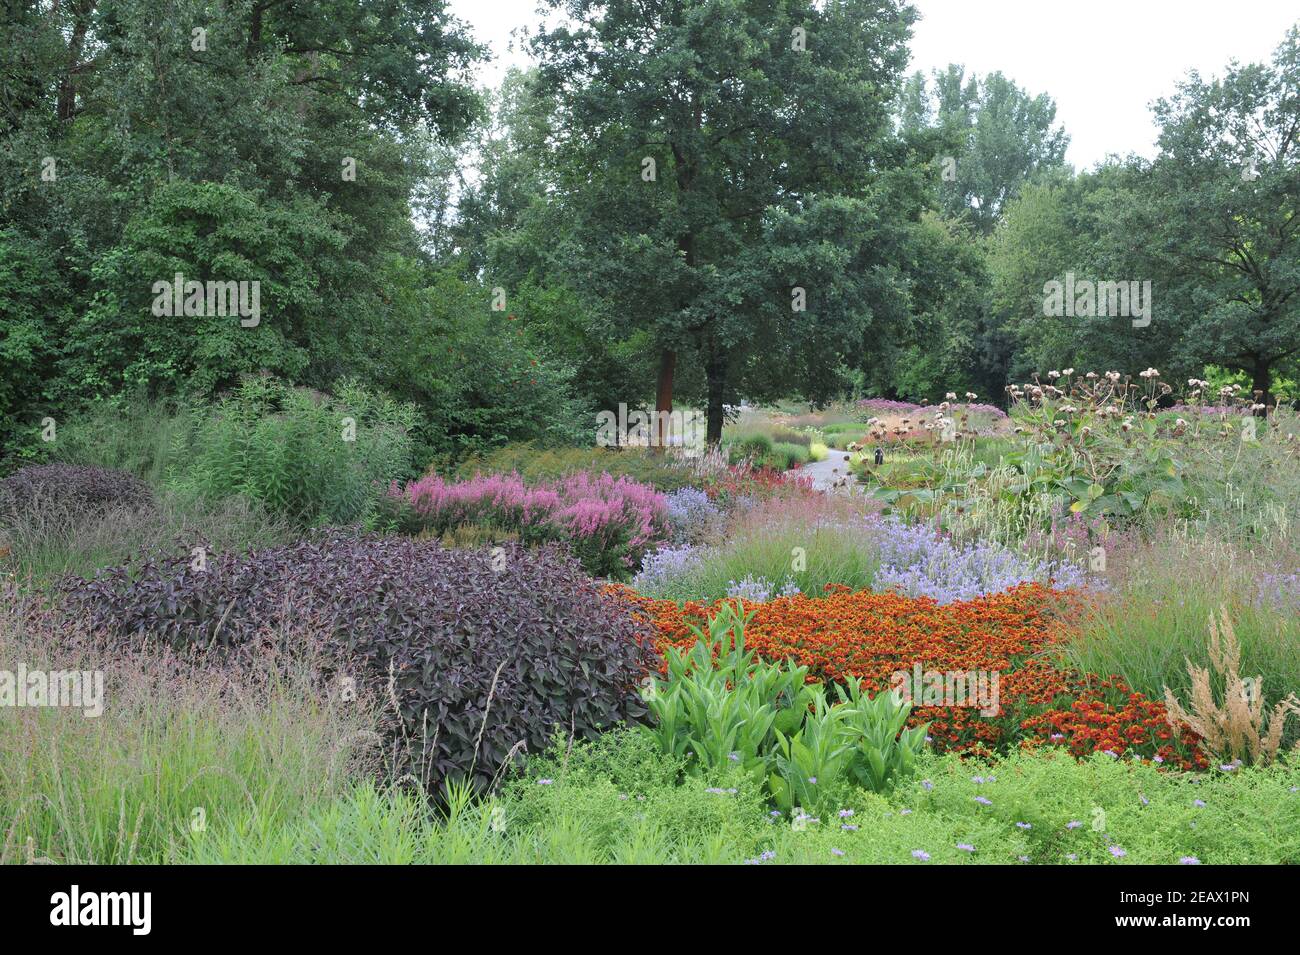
[643,602,928,813]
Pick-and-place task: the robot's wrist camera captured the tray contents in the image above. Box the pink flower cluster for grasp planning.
[390,471,671,577]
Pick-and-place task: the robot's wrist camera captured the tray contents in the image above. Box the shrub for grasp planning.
[769,441,810,470]
[0,463,152,515]
[175,375,418,525]
[386,471,670,579]
[60,535,659,793]
[663,487,722,544]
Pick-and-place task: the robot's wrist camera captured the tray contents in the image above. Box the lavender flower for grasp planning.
[868,516,1090,604]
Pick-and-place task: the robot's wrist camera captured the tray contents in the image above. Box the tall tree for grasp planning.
[531,0,916,443]
[902,66,1068,235]
[1138,26,1300,404]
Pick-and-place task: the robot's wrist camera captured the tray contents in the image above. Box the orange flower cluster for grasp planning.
[612,582,1204,769]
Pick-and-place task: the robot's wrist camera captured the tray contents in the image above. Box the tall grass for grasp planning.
[0,493,293,587]
[0,593,377,864]
[635,495,882,602]
[1061,527,1300,737]
[46,396,195,487]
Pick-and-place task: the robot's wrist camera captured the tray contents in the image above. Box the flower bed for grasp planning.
[613,584,1205,768]
[385,471,670,578]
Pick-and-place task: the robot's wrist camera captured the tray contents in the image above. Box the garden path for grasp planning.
[800,449,857,491]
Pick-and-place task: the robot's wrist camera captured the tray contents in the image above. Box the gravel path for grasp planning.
[799,449,857,491]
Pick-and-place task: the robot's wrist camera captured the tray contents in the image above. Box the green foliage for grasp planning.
[172,738,1300,864]
[0,0,484,460]
[175,376,418,526]
[0,228,73,460]
[454,443,701,492]
[377,269,591,464]
[901,67,1069,235]
[643,603,926,814]
[45,395,193,486]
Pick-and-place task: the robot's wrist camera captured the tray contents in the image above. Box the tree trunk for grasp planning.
[705,345,726,446]
[653,349,676,452]
[1251,359,1272,412]
[57,6,93,124]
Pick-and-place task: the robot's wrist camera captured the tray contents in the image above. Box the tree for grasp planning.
[902,66,1069,235]
[531,0,916,443]
[0,1,484,459]
[1137,26,1300,404]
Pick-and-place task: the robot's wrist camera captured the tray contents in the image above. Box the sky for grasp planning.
[446,0,1297,170]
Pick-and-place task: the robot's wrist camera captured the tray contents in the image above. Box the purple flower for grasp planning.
[841,824,859,832]
[1193,799,1206,808]
[1109,846,1127,858]
[1016,822,1032,829]
[537,778,553,785]
[921,780,934,791]
[974,796,992,806]
[956,843,975,852]
[868,515,1092,604]
[831,848,845,858]
[1179,856,1201,865]
[911,849,931,862]
[1066,821,1082,830]
[838,809,855,818]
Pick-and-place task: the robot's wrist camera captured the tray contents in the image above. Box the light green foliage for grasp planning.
[174,376,419,526]
[173,741,1300,864]
[643,603,926,814]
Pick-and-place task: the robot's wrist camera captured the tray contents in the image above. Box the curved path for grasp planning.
[798,448,857,491]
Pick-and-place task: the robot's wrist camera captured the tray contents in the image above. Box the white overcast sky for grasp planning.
[446,0,1298,170]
